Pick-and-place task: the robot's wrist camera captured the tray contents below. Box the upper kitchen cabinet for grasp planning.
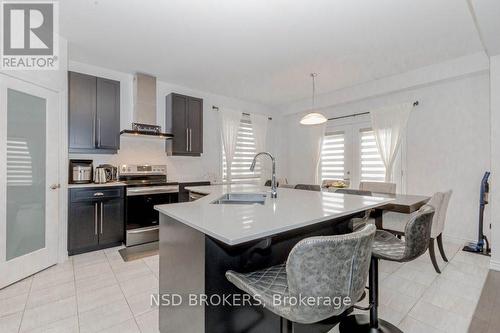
[69,71,120,154]
[165,93,203,156]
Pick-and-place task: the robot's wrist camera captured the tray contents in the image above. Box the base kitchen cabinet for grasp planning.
[178,181,210,202]
[68,187,125,255]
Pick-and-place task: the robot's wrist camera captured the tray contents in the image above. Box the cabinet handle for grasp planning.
[93,114,96,148]
[189,128,192,152]
[97,119,101,148]
[94,192,104,196]
[186,128,189,151]
[94,202,98,235]
[100,202,103,234]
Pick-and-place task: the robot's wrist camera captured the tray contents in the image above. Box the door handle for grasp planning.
[100,202,103,234]
[49,184,60,190]
[189,128,192,152]
[186,128,189,151]
[94,202,98,235]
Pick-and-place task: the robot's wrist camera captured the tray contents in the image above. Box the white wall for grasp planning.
[68,61,277,182]
[282,72,491,244]
[490,55,500,270]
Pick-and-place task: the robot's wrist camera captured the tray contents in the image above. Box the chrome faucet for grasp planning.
[250,152,277,198]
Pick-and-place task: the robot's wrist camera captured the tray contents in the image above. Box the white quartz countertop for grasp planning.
[155,184,394,246]
[68,182,126,189]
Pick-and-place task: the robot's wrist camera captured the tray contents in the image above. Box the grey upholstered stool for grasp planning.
[340,204,435,333]
[226,224,376,332]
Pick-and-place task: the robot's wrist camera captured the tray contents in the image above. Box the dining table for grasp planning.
[324,188,430,229]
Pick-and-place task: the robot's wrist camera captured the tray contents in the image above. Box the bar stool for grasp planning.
[339,204,435,333]
[226,224,376,332]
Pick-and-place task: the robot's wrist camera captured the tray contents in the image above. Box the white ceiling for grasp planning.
[61,0,485,106]
[469,0,500,56]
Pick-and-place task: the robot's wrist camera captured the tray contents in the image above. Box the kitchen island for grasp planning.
[155,185,393,333]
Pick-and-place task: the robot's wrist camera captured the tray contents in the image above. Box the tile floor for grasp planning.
[468,270,500,332]
[0,241,493,333]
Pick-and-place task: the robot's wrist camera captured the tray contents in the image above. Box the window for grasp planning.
[359,129,386,182]
[319,121,402,189]
[222,115,261,183]
[320,131,346,182]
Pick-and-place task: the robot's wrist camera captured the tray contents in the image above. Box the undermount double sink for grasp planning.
[211,193,267,205]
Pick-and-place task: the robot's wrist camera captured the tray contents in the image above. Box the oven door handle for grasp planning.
[127,226,159,234]
[126,186,179,196]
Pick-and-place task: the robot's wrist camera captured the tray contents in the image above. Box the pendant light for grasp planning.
[300,73,327,125]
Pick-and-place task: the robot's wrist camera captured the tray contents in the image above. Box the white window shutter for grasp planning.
[223,115,261,183]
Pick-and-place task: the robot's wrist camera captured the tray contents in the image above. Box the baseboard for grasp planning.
[490,260,500,271]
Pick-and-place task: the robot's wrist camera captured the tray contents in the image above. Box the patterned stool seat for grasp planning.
[372,230,406,261]
[225,225,377,327]
[226,264,291,320]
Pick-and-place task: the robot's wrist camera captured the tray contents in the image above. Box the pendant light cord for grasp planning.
[311,73,317,108]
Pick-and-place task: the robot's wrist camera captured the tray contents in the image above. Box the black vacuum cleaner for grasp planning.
[463,171,491,256]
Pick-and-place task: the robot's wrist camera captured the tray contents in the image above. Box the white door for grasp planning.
[320,124,354,184]
[320,120,403,190]
[0,75,60,288]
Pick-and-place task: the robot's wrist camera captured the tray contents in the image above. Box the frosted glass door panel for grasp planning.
[6,89,46,261]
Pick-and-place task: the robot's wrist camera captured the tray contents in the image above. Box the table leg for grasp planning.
[373,209,383,229]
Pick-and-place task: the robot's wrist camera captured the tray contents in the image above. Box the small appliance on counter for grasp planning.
[98,164,118,183]
[94,167,108,184]
[69,159,93,184]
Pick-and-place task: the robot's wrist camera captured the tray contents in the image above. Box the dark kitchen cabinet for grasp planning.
[68,72,96,150]
[68,201,99,252]
[98,197,124,245]
[68,187,125,255]
[178,181,210,202]
[165,93,203,156]
[69,71,120,154]
[96,78,120,150]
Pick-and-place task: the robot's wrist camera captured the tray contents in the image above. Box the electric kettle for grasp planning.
[94,167,108,184]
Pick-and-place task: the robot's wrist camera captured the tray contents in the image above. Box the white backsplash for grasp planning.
[69,136,221,183]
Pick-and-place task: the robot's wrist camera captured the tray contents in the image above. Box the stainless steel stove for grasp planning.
[119,164,179,247]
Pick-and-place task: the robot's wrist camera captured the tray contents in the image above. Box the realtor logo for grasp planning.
[1,1,59,70]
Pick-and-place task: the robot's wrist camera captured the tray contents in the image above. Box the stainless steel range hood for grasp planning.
[120,73,173,139]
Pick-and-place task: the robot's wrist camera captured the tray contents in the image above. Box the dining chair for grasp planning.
[294,184,321,191]
[382,190,452,273]
[226,224,376,332]
[265,178,288,187]
[340,205,435,333]
[336,189,375,230]
[359,181,396,194]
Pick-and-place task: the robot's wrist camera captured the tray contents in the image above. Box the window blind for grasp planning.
[320,131,345,182]
[222,115,261,183]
